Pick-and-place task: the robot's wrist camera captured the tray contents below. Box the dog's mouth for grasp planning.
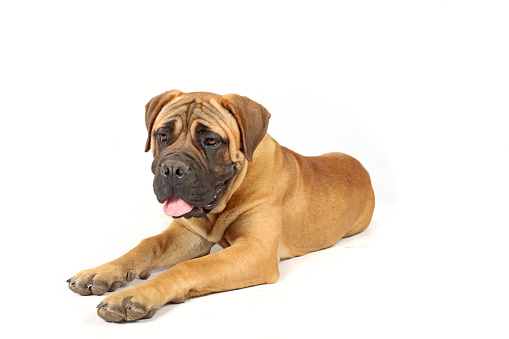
[162,180,229,219]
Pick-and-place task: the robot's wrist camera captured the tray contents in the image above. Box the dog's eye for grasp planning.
[158,134,168,143]
[204,138,219,147]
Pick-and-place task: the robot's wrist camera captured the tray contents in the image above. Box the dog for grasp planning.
[67,90,375,322]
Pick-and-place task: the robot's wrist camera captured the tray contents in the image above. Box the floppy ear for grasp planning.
[220,94,271,162]
[144,89,182,152]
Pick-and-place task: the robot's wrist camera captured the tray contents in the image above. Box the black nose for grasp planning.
[162,161,189,179]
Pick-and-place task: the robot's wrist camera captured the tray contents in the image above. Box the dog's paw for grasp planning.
[67,264,152,296]
[96,286,159,322]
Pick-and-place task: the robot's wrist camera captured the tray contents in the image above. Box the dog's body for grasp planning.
[68,91,375,322]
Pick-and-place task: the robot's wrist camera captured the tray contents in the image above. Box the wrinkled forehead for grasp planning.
[153,97,237,134]
[151,96,242,158]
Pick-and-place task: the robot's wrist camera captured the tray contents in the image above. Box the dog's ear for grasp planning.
[145,90,182,152]
[220,94,271,162]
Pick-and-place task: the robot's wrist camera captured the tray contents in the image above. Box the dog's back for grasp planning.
[250,135,375,259]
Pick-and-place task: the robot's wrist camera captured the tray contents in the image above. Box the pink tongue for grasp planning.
[163,194,194,217]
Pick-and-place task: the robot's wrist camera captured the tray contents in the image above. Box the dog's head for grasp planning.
[144,90,270,219]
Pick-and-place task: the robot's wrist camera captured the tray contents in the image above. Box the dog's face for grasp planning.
[144,90,270,219]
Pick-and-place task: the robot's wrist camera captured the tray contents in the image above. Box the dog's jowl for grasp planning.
[67,90,375,322]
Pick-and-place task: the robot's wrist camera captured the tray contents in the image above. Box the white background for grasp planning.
[1,0,508,338]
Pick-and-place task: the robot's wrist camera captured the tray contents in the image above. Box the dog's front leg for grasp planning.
[96,222,281,322]
[67,221,213,296]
